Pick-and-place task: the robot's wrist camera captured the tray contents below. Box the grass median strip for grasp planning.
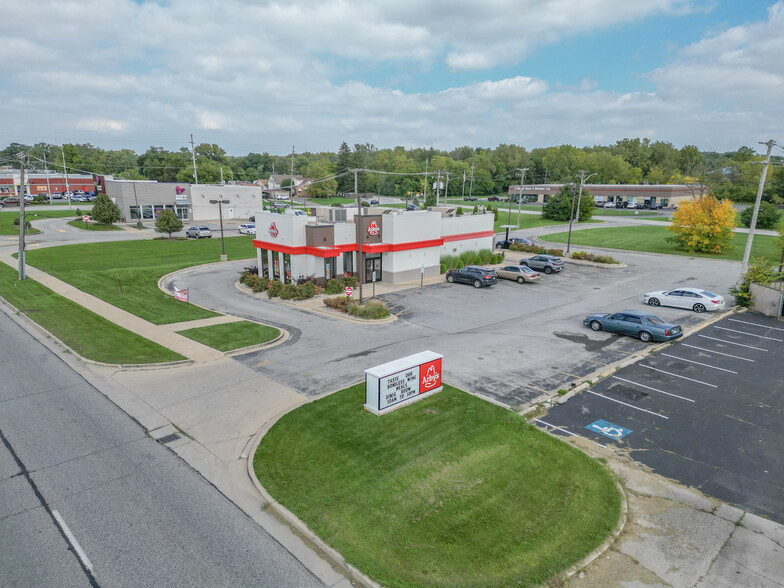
[544,225,779,261]
[176,320,279,352]
[0,263,184,364]
[1,209,79,235]
[255,384,621,587]
[66,220,123,231]
[25,238,256,324]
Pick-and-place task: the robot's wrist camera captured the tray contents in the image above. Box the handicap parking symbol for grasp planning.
[586,419,632,440]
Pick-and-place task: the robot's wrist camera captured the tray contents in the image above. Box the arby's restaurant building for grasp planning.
[251,210,494,284]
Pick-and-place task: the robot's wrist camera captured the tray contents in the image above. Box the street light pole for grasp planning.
[515,167,528,229]
[132,182,143,229]
[566,184,577,254]
[740,139,777,276]
[575,170,597,224]
[354,169,364,304]
[209,198,230,261]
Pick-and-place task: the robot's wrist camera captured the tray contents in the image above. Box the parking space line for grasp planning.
[713,326,783,342]
[586,390,669,419]
[639,364,717,387]
[584,359,609,366]
[728,318,784,332]
[550,368,581,378]
[681,344,756,362]
[612,376,695,402]
[534,418,606,448]
[659,353,738,374]
[698,334,768,351]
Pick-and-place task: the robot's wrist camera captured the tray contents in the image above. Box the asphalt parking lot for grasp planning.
[538,312,784,524]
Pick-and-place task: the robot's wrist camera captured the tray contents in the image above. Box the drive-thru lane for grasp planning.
[540,313,784,523]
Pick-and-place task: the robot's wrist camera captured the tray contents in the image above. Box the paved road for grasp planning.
[0,309,323,588]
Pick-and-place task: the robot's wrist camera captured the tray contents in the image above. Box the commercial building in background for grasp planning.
[507,183,699,207]
[100,177,263,222]
[0,172,94,196]
[251,209,494,285]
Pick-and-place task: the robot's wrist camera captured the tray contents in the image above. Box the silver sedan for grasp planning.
[496,265,541,284]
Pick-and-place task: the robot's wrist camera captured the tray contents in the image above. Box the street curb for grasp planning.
[244,410,382,588]
[224,328,289,357]
[0,292,194,370]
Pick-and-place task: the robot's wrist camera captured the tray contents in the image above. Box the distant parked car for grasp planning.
[584,310,683,343]
[445,266,498,288]
[248,216,255,222]
[603,202,615,209]
[519,254,564,274]
[369,199,379,205]
[496,265,540,284]
[186,226,212,239]
[464,195,478,201]
[52,192,63,199]
[643,287,725,313]
[2,196,20,205]
[71,195,88,202]
[238,223,256,235]
[496,237,535,250]
[487,196,501,202]
[406,204,420,211]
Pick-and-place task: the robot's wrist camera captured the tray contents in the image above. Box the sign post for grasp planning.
[83,215,90,229]
[345,285,353,307]
[173,286,189,304]
[372,270,376,298]
[420,263,424,288]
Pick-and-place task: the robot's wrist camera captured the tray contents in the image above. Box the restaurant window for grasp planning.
[343,252,354,276]
[324,256,338,280]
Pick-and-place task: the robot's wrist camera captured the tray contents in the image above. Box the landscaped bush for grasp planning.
[325,278,342,294]
[252,277,270,293]
[730,261,784,307]
[456,206,463,216]
[571,251,620,264]
[441,250,502,273]
[279,283,298,299]
[347,300,390,319]
[297,281,317,299]
[342,275,359,287]
[510,244,564,256]
[739,202,782,230]
[267,280,283,298]
[324,295,349,312]
[440,255,460,272]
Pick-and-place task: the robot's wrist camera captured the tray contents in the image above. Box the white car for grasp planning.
[603,202,615,208]
[643,287,725,313]
[238,223,256,235]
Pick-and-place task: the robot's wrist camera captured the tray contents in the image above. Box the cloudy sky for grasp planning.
[2,0,782,156]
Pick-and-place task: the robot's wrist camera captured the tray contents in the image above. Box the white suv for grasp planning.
[238,223,256,235]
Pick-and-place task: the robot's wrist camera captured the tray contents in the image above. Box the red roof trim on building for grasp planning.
[252,230,489,256]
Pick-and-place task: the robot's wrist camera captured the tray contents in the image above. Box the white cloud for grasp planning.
[1,0,783,155]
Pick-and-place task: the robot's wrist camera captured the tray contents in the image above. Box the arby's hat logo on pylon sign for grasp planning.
[269,222,279,238]
[419,359,442,392]
[366,220,380,236]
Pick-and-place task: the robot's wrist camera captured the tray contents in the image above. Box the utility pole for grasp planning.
[575,170,597,223]
[190,134,198,183]
[444,172,450,204]
[741,139,777,276]
[18,153,28,280]
[43,149,53,206]
[461,170,466,200]
[566,184,577,254]
[515,167,528,229]
[435,170,441,205]
[61,146,71,211]
[220,166,224,185]
[209,198,230,261]
[353,169,364,303]
[468,164,475,200]
[290,146,295,201]
[423,159,428,204]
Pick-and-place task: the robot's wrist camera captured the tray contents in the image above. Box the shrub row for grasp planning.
[323,296,390,319]
[440,249,504,273]
[240,267,319,299]
[570,251,620,264]
[509,244,565,256]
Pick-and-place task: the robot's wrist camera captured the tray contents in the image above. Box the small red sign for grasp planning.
[366,220,380,236]
[269,222,279,238]
[345,286,354,297]
[419,358,442,393]
[82,215,90,222]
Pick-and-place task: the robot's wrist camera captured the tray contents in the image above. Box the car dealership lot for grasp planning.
[538,312,784,523]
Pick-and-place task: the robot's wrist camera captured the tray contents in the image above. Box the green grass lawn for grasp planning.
[306,196,356,206]
[493,212,600,233]
[0,263,184,364]
[0,209,79,235]
[543,225,780,261]
[177,320,279,351]
[255,384,621,587]
[25,239,256,324]
[66,219,123,231]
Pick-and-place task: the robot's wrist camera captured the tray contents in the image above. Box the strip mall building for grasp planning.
[251,210,494,284]
[507,183,697,207]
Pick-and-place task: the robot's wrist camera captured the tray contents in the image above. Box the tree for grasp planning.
[335,142,353,194]
[90,194,121,225]
[155,209,183,238]
[542,185,595,222]
[667,195,736,254]
[305,160,337,198]
[739,201,782,230]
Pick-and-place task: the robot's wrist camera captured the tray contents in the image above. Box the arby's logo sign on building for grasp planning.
[269,222,279,238]
[363,351,443,415]
[366,220,380,236]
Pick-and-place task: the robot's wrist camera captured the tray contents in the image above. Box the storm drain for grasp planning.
[157,433,181,444]
[609,385,649,402]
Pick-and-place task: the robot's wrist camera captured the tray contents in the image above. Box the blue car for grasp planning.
[583,310,682,343]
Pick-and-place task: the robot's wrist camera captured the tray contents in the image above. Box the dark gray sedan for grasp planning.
[583,311,683,343]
